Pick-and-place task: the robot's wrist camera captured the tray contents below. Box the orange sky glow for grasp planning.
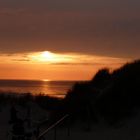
[0,51,130,81]
[0,0,139,81]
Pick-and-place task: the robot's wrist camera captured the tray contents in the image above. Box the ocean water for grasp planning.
[0,80,77,98]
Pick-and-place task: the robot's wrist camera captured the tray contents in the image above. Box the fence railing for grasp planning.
[36,114,70,140]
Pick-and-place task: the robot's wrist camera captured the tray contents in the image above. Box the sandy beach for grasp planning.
[1,102,140,140]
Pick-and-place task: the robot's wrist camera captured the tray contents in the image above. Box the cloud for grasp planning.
[11,59,30,62]
[0,51,129,68]
[0,1,140,59]
[47,62,126,66]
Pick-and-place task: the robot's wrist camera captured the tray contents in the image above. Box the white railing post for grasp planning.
[36,114,69,140]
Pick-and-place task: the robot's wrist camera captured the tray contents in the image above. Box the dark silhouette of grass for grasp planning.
[96,60,140,124]
[0,91,61,111]
[63,60,140,125]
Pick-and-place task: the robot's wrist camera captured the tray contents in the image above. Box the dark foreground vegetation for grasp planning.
[63,60,140,125]
[0,60,140,126]
[0,92,61,110]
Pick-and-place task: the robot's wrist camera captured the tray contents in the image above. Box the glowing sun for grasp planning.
[40,51,54,61]
[29,51,75,64]
[29,51,57,63]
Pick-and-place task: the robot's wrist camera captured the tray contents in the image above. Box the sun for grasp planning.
[29,51,75,63]
[30,51,56,62]
[41,51,54,61]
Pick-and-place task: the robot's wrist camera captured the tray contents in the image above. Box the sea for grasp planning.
[0,80,79,98]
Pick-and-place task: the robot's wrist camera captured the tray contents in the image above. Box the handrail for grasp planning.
[36,114,69,140]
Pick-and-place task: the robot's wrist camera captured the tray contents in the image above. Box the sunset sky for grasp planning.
[0,0,140,80]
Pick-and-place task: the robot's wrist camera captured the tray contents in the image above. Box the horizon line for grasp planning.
[0,78,88,82]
